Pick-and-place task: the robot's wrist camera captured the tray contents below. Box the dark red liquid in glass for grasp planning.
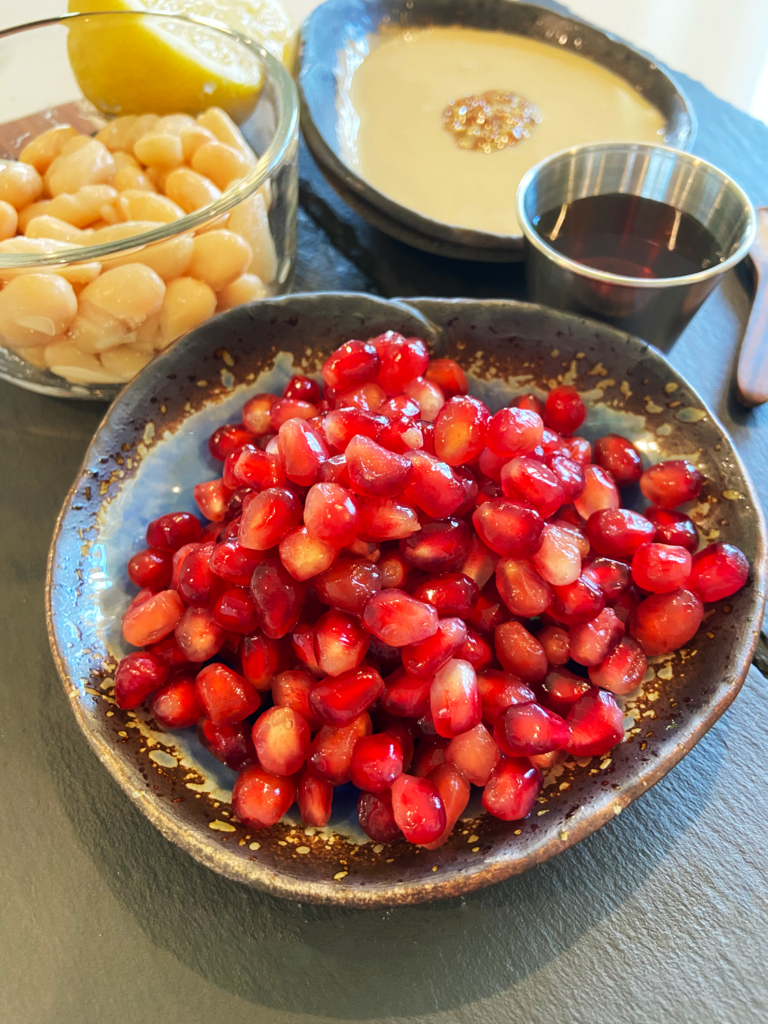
[533,194,724,279]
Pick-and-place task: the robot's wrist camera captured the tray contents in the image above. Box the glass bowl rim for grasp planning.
[0,10,299,269]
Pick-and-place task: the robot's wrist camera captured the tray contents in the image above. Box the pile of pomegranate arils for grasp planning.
[115,332,750,848]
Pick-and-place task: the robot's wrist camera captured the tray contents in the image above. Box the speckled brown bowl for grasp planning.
[46,293,766,907]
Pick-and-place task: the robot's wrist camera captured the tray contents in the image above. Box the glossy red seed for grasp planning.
[425,357,468,398]
[478,446,507,482]
[402,617,468,680]
[536,625,570,666]
[277,418,328,487]
[472,499,543,558]
[362,589,439,646]
[531,522,582,586]
[632,542,692,593]
[213,586,259,633]
[467,580,511,635]
[270,397,318,431]
[589,636,647,695]
[322,339,380,390]
[539,668,592,717]
[496,701,570,757]
[378,549,417,589]
[313,610,370,676]
[548,574,605,626]
[546,454,586,502]
[630,589,704,655]
[586,508,654,559]
[232,764,295,829]
[594,433,643,485]
[640,459,703,509]
[193,478,230,522]
[350,732,404,792]
[345,435,412,497]
[296,768,333,827]
[374,332,429,395]
[210,537,262,585]
[198,718,256,770]
[323,407,384,451]
[477,670,535,725]
[411,735,449,777]
[404,449,465,517]
[309,665,384,725]
[208,422,255,461]
[150,673,201,728]
[688,543,749,602]
[400,517,470,573]
[482,757,543,820]
[127,547,172,591]
[314,558,381,614]
[495,621,547,682]
[334,381,387,412]
[511,393,543,415]
[487,406,544,457]
[459,533,500,589]
[308,712,372,784]
[569,607,625,666]
[241,630,283,690]
[381,667,432,718]
[249,557,307,639]
[271,668,320,729]
[430,659,481,738]
[500,457,565,518]
[560,436,592,465]
[114,651,169,709]
[239,487,301,550]
[278,526,338,581]
[496,558,552,617]
[146,511,202,551]
[582,557,631,604]
[303,482,359,548]
[356,494,420,541]
[231,444,286,490]
[283,374,321,403]
[446,723,500,785]
[122,588,184,647]
[195,663,260,725]
[645,507,699,552]
[574,465,620,520]
[421,762,471,849]
[378,414,423,455]
[404,377,445,421]
[565,688,624,756]
[251,706,310,776]
[242,393,277,435]
[147,633,188,668]
[434,395,490,466]
[543,385,586,435]
[391,773,446,844]
[358,789,403,843]
[409,572,478,617]
[177,539,216,603]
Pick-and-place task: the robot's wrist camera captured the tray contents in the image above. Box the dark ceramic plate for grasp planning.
[47,293,766,907]
[299,0,696,261]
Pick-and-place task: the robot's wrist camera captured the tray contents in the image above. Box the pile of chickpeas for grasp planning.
[0,107,277,385]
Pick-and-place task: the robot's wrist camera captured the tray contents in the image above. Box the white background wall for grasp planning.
[2,0,767,124]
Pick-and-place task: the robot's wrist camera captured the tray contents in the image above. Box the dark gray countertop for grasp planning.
[2,42,768,1024]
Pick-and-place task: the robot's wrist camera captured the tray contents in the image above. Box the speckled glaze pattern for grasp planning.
[46,293,766,907]
[299,0,696,261]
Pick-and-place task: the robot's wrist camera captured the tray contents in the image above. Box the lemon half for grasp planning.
[67,0,296,120]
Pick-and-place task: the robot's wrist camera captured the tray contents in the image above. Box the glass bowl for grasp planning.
[0,11,299,400]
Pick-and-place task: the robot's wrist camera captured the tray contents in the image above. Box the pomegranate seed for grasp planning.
[594,433,643,485]
[459,532,500,588]
[373,332,429,395]
[233,764,295,829]
[212,586,259,634]
[404,450,465,517]
[270,671,319,731]
[539,667,592,717]
[565,688,624,756]
[378,549,417,589]
[482,757,543,820]
[421,762,471,849]
[283,374,321,404]
[400,517,470,573]
[411,735,449,776]
[495,621,547,682]
[309,665,384,725]
[296,767,333,827]
[309,712,372,784]
[148,672,201,728]
[500,457,565,518]
[589,636,647,695]
[241,630,283,690]
[390,773,446,844]
[345,435,412,497]
[358,789,403,842]
[303,482,359,548]
[198,718,256,770]
[487,406,544,457]
[543,385,586,434]
[362,589,439,646]
[424,357,468,398]
[528,750,565,770]
[322,339,380,390]
[477,670,536,724]
[208,423,255,461]
[612,584,642,625]
[277,418,328,487]
[210,537,262,585]
[640,459,703,509]
[249,558,307,639]
[434,395,490,466]
[127,547,172,591]
[239,487,301,550]
[195,663,260,725]
[582,557,631,604]
[409,572,478,617]
[574,465,620,520]
[632,542,692,593]
[251,706,310,776]
[586,508,654,559]
[313,609,370,676]
[536,625,570,666]
[381,667,432,717]
[548,573,605,626]
[334,381,387,412]
[630,589,704,655]
[478,446,507,482]
[278,526,338,581]
[689,543,749,602]
[511,393,543,415]
[496,701,569,757]
[350,731,404,792]
[403,377,445,421]
[446,722,500,785]
[147,633,188,668]
[178,540,216,603]
[320,454,351,485]
[496,558,552,617]
[547,454,586,501]
[114,651,169,709]
[270,397,319,431]
[472,499,543,557]
[193,479,230,522]
[531,522,582,585]
[402,616,468,679]
[122,589,184,647]
[314,557,381,614]
[430,659,481,738]
[323,407,383,451]
[242,393,277,434]
[569,607,625,666]
[230,445,286,490]
[356,494,420,541]
[645,507,699,552]
[560,436,591,465]
[146,511,202,551]
[466,580,510,635]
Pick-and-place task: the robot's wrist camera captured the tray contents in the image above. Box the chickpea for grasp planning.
[43,339,123,384]
[145,165,176,192]
[80,263,166,323]
[24,215,87,244]
[163,167,221,213]
[99,343,153,381]
[155,114,197,136]
[113,152,157,193]
[17,344,48,368]
[188,229,252,291]
[191,141,251,191]
[133,132,184,169]
[102,233,194,283]
[0,160,44,210]
[180,125,216,162]
[46,140,116,198]
[227,192,277,284]
[217,272,267,311]
[67,302,130,353]
[17,200,52,233]
[0,273,78,347]
[0,237,101,285]
[60,135,92,158]
[96,114,159,153]
[19,125,79,174]
[133,313,162,351]
[0,200,19,240]
[45,185,119,228]
[115,191,185,224]
[159,276,217,345]
[196,108,256,166]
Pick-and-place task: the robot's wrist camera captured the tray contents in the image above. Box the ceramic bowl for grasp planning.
[47,293,766,907]
[299,0,696,262]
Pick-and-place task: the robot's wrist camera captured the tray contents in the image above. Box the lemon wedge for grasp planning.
[67,0,296,121]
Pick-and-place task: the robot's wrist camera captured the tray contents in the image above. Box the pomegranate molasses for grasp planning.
[533,193,723,278]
